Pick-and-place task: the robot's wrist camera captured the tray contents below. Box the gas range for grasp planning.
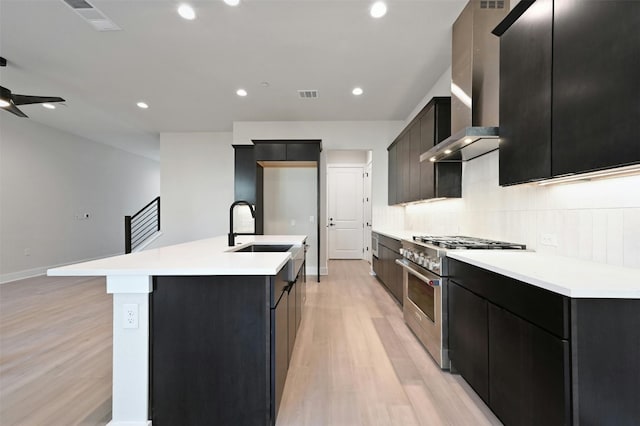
[401,235,526,276]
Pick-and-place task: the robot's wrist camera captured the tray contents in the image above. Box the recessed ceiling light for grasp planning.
[137,101,149,109]
[0,100,11,108]
[352,87,364,96]
[42,103,56,109]
[370,1,387,18]
[224,0,240,6]
[236,89,247,97]
[177,4,196,20]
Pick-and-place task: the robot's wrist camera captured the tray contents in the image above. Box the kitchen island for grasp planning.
[48,235,307,426]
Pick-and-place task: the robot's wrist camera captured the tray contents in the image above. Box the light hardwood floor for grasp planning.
[0,261,500,425]
[0,276,112,426]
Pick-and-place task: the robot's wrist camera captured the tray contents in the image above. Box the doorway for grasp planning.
[326,150,372,261]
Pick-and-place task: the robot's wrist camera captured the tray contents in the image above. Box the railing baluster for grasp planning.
[125,196,160,254]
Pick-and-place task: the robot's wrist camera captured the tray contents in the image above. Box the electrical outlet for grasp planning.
[541,233,559,247]
[24,248,30,256]
[123,304,139,329]
[309,216,314,223]
[290,219,296,227]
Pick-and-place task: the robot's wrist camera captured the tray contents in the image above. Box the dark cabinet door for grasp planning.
[294,272,302,333]
[390,252,404,305]
[273,288,289,421]
[449,281,489,404]
[498,0,553,185]
[409,122,421,202]
[552,0,640,176]
[388,144,397,205]
[287,282,296,361]
[254,143,287,161]
[398,133,411,204]
[234,145,257,204]
[419,105,436,200]
[488,304,570,426]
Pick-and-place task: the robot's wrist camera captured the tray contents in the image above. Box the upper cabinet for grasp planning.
[495,0,640,186]
[388,97,457,205]
[253,140,320,162]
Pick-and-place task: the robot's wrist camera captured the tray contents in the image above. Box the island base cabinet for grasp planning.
[488,304,570,426]
[449,281,489,404]
[151,273,284,426]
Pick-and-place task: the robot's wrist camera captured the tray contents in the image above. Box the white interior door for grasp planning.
[328,166,364,259]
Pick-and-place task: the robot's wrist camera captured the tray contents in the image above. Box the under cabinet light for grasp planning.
[537,164,640,186]
[224,0,240,5]
[352,87,363,96]
[236,89,247,97]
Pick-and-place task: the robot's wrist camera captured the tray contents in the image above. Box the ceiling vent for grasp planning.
[298,90,319,99]
[62,0,121,31]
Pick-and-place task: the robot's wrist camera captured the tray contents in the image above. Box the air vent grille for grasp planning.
[62,0,121,31]
[298,90,319,99]
[480,0,505,9]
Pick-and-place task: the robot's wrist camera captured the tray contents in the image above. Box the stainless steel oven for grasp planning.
[397,257,447,368]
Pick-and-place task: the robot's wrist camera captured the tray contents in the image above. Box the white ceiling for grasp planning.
[0,0,466,160]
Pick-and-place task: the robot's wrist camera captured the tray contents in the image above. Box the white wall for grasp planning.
[234,121,406,274]
[263,167,318,273]
[157,132,234,247]
[404,151,640,268]
[0,116,160,283]
[403,66,452,128]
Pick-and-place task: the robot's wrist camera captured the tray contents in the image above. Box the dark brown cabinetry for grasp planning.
[150,265,304,426]
[449,281,489,403]
[495,0,640,185]
[388,97,456,205]
[496,0,552,185]
[372,233,403,304]
[449,258,640,425]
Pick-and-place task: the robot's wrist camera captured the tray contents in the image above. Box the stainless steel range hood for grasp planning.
[421,0,509,163]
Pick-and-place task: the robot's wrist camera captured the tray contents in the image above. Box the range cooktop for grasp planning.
[412,235,526,250]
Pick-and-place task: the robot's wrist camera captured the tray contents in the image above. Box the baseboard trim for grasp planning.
[0,252,122,285]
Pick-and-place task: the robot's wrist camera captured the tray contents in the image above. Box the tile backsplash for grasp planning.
[403,151,640,269]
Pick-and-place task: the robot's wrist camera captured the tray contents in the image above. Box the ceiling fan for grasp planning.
[0,57,66,118]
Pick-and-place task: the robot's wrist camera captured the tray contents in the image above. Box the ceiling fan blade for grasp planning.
[2,102,28,118]
[12,94,65,106]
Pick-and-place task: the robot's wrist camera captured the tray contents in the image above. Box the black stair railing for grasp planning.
[125,196,160,253]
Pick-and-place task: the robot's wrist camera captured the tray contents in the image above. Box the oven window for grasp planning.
[407,272,435,322]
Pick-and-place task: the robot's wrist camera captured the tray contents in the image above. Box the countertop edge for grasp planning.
[447,251,640,299]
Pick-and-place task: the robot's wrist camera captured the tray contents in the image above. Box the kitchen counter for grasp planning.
[47,234,307,426]
[47,234,306,277]
[372,229,418,241]
[447,251,640,299]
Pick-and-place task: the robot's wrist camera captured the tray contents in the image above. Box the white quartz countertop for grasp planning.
[372,229,417,242]
[48,235,307,277]
[447,251,640,299]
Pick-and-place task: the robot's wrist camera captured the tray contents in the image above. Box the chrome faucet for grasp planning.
[228,200,256,246]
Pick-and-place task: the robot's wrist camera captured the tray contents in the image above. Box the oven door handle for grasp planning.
[395,259,441,287]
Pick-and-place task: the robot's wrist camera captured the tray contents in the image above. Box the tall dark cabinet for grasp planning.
[495,0,640,185]
[233,140,322,282]
[387,97,456,205]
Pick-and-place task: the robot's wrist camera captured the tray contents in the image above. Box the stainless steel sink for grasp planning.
[231,243,304,281]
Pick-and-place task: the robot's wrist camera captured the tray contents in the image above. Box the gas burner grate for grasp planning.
[413,235,526,250]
